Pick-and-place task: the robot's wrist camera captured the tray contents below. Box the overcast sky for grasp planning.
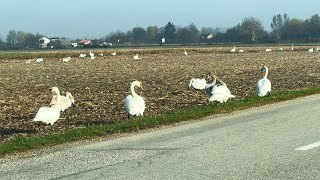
[1,0,318,39]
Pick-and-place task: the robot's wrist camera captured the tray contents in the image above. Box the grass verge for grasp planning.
[1,86,320,156]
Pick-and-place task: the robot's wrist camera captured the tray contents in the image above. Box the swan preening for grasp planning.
[124,80,145,118]
[256,66,271,97]
[189,76,207,90]
[208,78,235,103]
[33,87,61,125]
[133,54,139,60]
[50,91,75,112]
[189,73,214,90]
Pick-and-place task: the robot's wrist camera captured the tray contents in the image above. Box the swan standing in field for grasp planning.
[291,44,294,51]
[308,48,314,53]
[184,50,188,56]
[89,50,95,60]
[208,78,235,103]
[50,91,75,112]
[111,51,116,56]
[62,57,71,63]
[133,54,139,60]
[33,87,62,125]
[35,58,44,63]
[230,46,236,53]
[124,80,145,119]
[256,66,271,97]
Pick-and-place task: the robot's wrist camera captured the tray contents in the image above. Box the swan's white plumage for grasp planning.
[63,57,71,62]
[33,87,61,125]
[209,80,235,103]
[79,53,86,58]
[189,78,207,90]
[124,81,145,117]
[133,54,139,60]
[50,92,75,112]
[33,107,61,125]
[230,46,236,53]
[111,51,116,56]
[35,58,44,63]
[184,50,188,56]
[256,66,271,97]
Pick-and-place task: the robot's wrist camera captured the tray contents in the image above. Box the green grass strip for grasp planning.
[1,86,320,156]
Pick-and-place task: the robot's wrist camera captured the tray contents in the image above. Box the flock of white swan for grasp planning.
[31,63,271,125]
[30,45,319,125]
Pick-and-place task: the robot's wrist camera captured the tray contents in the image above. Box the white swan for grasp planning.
[291,44,294,51]
[98,53,104,56]
[79,53,86,58]
[124,80,145,118]
[50,91,75,112]
[133,54,139,60]
[265,48,272,52]
[111,51,116,56]
[256,66,271,97]
[230,46,236,53]
[62,57,71,62]
[184,50,188,56]
[35,58,44,63]
[238,49,244,53]
[25,59,33,63]
[89,50,95,60]
[189,76,207,90]
[33,87,61,125]
[208,78,235,103]
[308,48,314,53]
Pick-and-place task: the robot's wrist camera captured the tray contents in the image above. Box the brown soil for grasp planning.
[0,47,319,142]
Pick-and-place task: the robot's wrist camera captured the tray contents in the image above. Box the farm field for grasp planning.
[0,46,319,143]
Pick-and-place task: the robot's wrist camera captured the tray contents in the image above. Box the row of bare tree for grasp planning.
[1,13,319,49]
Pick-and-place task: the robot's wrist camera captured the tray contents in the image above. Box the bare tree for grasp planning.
[241,17,265,42]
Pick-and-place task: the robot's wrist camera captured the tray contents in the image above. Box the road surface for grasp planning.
[1,95,320,179]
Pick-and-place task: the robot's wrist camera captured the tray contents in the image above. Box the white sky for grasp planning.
[0,0,318,39]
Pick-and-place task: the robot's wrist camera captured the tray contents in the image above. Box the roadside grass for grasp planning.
[0,86,319,156]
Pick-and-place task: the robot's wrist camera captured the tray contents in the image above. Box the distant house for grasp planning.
[39,37,51,48]
[200,34,215,43]
[200,34,215,39]
[78,39,92,46]
[39,36,71,48]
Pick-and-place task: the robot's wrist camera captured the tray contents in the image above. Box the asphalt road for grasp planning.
[1,95,320,180]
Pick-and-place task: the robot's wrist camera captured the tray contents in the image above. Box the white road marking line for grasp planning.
[295,141,320,151]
